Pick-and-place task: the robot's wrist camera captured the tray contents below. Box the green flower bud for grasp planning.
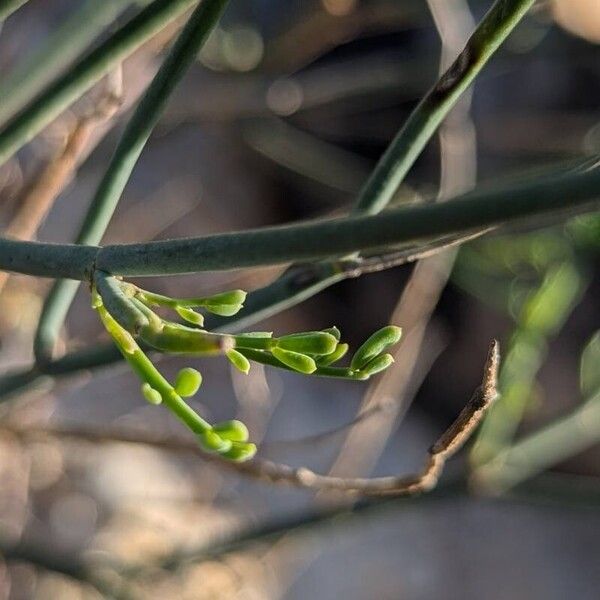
[317,343,349,366]
[198,431,233,454]
[220,441,257,462]
[203,289,247,306]
[271,347,317,374]
[322,326,341,341]
[175,306,204,326]
[226,349,251,374]
[174,367,202,397]
[276,332,338,356]
[358,353,394,377]
[141,383,163,405]
[350,326,402,370]
[212,419,249,442]
[204,303,244,317]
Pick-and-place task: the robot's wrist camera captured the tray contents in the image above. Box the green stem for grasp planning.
[0,0,198,166]
[33,0,230,362]
[96,163,600,275]
[236,348,365,380]
[94,270,150,333]
[1,159,599,281]
[0,0,28,23]
[473,390,600,493]
[353,0,535,215]
[471,261,586,464]
[95,296,211,434]
[0,0,133,125]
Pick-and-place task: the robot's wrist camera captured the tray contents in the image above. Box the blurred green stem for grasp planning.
[473,389,600,493]
[354,0,535,214]
[0,0,198,166]
[0,0,28,23]
[471,261,586,465]
[33,0,230,363]
[0,0,133,124]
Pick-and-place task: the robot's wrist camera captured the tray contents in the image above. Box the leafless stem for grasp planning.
[0,68,123,296]
[4,342,499,497]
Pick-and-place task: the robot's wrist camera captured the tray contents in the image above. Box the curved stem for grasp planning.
[0,0,28,23]
[33,0,230,362]
[353,0,535,215]
[0,0,133,125]
[0,0,198,166]
[95,297,212,434]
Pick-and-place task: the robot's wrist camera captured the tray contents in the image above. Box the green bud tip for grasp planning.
[322,326,341,341]
[350,325,402,370]
[141,383,163,405]
[198,431,233,454]
[226,349,251,374]
[358,353,395,377]
[174,367,202,397]
[212,419,250,442]
[272,347,317,374]
[220,441,257,462]
[317,342,349,366]
[175,306,204,326]
[204,303,244,317]
[204,289,247,306]
[276,332,338,356]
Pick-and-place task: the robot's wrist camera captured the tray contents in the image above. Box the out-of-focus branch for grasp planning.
[472,389,600,494]
[4,342,499,496]
[0,69,123,296]
[323,0,477,493]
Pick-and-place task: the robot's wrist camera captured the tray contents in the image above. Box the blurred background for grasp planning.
[0,0,599,598]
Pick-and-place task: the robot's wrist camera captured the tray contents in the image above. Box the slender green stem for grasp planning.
[0,0,28,23]
[0,0,198,167]
[473,390,600,493]
[0,0,133,124]
[33,0,230,362]
[1,158,599,281]
[353,0,535,215]
[471,261,586,464]
[95,296,212,434]
[237,348,365,380]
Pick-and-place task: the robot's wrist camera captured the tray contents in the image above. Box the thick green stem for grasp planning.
[1,159,599,281]
[96,163,600,274]
[33,0,230,362]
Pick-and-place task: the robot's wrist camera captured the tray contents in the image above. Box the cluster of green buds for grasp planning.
[92,270,402,462]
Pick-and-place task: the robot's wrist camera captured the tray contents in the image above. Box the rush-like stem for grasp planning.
[1,158,598,280]
[32,0,230,362]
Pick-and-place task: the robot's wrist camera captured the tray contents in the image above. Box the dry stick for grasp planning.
[258,327,445,450]
[226,340,500,496]
[323,0,477,494]
[3,340,500,496]
[0,69,123,296]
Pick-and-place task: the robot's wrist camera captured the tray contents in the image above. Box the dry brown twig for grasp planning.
[230,340,499,496]
[4,340,499,497]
